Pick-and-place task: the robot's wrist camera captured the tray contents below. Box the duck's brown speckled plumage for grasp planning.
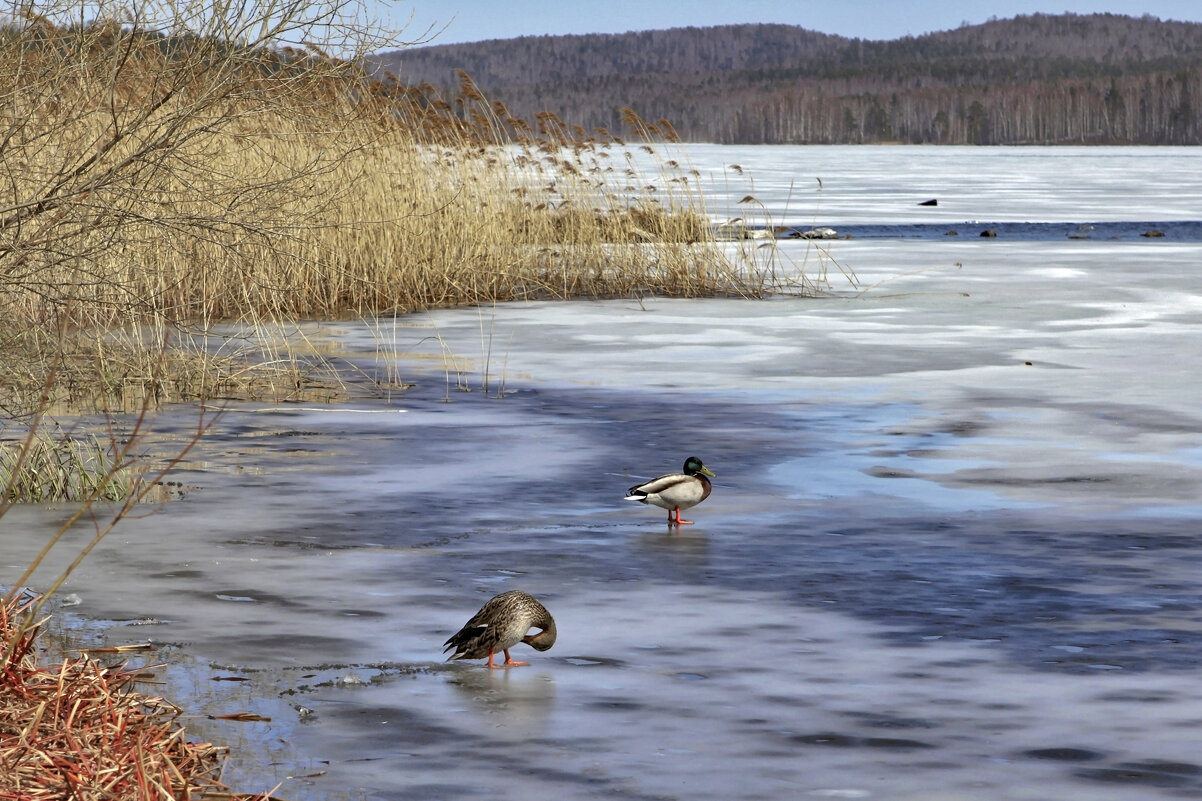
[624,456,715,526]
[443,590,557,668]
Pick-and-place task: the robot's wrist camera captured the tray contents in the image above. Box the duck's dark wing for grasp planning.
[443,597,506,659]
[626,472,689,498]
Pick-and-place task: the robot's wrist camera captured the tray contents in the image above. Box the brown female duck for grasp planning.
[443,590,557,668]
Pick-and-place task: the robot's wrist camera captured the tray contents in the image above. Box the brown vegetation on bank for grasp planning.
[0,15,781,417]
[0,593,261,800]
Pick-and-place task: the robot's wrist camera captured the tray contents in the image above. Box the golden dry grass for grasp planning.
[0,25,777,413]
[0,430,135,502]
[6,107,748,322]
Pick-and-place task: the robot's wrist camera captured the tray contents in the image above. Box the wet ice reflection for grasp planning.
[143,585,1202,801]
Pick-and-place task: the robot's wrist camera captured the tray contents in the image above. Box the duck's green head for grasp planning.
[684,456,715,477]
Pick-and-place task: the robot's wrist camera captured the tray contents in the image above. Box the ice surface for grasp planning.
[7,146,1202,800]
[675,143,1202,226]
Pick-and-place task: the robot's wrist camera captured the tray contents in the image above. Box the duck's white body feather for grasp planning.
[624,472,710,511]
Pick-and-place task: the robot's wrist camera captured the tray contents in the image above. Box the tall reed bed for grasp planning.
[11,83,756,322]
[0,21,789,413]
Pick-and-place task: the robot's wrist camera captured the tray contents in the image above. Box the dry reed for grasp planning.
[0,593,265,800]
[1,19,790,412]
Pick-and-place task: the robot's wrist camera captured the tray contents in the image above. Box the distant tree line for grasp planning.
[371,13,1202,145]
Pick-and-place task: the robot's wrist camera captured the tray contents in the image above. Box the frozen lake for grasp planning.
[6,145,1202,800]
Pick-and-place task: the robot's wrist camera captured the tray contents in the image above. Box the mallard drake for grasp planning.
[443,590,557,668]
[624,456,715,526]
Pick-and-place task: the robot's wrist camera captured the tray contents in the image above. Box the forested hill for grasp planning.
[371,13,1202,145]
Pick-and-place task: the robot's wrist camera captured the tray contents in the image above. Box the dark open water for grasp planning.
[781,219,1202,241]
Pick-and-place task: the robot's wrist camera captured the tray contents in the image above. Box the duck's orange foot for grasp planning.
[667,508,694,526]
[502,649,528,667]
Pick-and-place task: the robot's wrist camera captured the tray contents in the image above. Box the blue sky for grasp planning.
[393,1,1202,45]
